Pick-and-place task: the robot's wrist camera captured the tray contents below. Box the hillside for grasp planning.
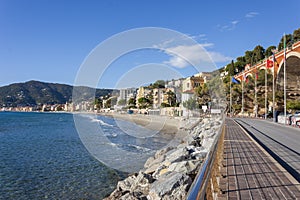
[0,80,113,107]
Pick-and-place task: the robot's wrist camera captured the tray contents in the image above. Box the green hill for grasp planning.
[0,80,113,107]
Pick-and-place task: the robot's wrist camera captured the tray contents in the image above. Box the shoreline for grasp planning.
[104,114,223,199]
[97,112,201,147]
[99,112,181,135]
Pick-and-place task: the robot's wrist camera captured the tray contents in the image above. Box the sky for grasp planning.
[1,0,300,89]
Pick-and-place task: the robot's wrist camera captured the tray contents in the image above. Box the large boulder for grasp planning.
[117,174,137,192]
[148,171,192,199]
[167,160,199,174]
[129,172,154,194]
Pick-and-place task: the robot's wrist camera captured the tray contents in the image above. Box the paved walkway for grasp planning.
[235,118,300,182]
[218,118,300,199]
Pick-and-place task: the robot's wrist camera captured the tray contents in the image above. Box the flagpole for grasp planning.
[272,53,275,122]
[242,73,244,117]
[265,63,267,120]
[284,33,287,125]
[255,68,257,118]
[230,77,232,117]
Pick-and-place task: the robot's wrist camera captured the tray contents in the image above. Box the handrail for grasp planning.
[187,117,225,200]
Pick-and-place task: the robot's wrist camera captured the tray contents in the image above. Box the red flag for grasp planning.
[266,59,273,68]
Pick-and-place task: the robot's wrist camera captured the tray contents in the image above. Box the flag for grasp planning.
[231,77,240,84]
[253,71,258,80]
[266,58,273,68]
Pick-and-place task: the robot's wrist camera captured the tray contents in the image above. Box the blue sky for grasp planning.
[1,0,300,88]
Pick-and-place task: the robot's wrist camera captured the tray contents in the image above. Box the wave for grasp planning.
[126,144,153,153]
[91,118,113,127]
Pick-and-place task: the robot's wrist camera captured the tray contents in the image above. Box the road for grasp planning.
[235,118,300,182]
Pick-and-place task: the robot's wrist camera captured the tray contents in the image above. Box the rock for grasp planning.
[161,183,190,200]
[129,171,154,194]
[201,137,214,149]
[144,154,165,169]
[148,172,192,199]
[105,115,223,200]
[154,146,174,159]
[103,189,123,200]
[202,118,210,124]
[168,160,199,174]
[159,168,169,176]
[152,164,169,179]
[189,136,202,147]
[144,162,161,174]
[144,156,155,168]
[119,193,138,200]
[117,174,137,192]
[165,147,188,164]
[191,150,207,160]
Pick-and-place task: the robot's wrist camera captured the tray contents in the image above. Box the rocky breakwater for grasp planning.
[104,116,223,200]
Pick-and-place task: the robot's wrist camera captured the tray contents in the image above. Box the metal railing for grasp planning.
[187,116,225,200]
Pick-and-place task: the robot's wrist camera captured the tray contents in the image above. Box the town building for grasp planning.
[117,88,136,103]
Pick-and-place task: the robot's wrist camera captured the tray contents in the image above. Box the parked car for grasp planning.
[291,114,300,126]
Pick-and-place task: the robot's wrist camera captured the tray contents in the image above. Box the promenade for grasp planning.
[218,118,300,199]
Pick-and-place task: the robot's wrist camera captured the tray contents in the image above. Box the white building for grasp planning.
[165,78,183,103]
[118,88,136,103]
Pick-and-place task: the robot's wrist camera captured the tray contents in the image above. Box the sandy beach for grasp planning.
[99,112,182,135]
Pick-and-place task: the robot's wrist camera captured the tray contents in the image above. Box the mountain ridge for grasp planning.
[0,80,113,107]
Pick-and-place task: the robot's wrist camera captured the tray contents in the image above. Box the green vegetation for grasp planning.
[137,97,151,109]
[183,98,198,110]
[195,83,210,105]
[148,80,165,89]
[127,97,136,109]
[224,27,300,75]
[165,90,177,106]
[117,99,126,106]
[0,80,113,107]
[287,100,300,111]
[222,27,300,115]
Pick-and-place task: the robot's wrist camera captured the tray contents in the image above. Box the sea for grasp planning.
[0,112,172,200]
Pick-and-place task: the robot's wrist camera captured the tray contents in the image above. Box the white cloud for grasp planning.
[217,20,239,32]
[161,44,231,68]
[189,34,207,41]
[231,20,239,25]
[245,12,259,18]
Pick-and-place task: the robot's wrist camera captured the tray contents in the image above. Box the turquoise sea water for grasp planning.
[0,112,171,199]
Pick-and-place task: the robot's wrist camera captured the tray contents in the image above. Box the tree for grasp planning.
[252,45,265,64]
[293,28,300,42]
[225,60,235,76]
[244,50,253,65]
[117,99,126,106]
[235,56,246,73]
[128,97,136,108]
[94,98,102,109]
[104,97,117,108]
[137,97,151,109]
[161,102,170,107]
[196,84,211,105]
[166,90,176,106]
[150,80,165,89]
[104,99,111,108]
[183,98,198,110]
[278,34,293,51]
[265,46,276,58]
